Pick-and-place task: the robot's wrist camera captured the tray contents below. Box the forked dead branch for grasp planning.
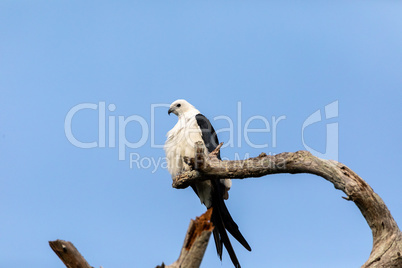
[49,142,402,268]
[172,141,402,268]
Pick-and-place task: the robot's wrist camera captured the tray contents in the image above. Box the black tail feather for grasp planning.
[211,205,241,268]
[218,197,252,251]
[212,227,223,260]
[210,179,251,268]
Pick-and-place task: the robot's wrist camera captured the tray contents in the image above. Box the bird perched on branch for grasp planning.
[164,99,251,268]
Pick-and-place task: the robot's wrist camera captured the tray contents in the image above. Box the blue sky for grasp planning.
[1,1,401,268]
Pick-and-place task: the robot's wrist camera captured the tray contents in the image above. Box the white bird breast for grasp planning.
[164,116,206,177]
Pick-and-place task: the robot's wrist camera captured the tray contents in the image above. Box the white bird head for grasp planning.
[168,99,197,117]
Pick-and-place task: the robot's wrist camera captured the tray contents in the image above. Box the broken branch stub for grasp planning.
[49,240,92,268]
[160,209,214,268]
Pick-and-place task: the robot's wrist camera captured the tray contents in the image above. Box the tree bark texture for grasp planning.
[172,142,402,268]
[157,208,214,268]
[49,240,93,268]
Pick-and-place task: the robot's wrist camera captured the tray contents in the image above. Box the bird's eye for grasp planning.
[176,104,181,107]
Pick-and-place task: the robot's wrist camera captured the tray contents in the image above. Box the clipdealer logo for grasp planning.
[64,101,338,171]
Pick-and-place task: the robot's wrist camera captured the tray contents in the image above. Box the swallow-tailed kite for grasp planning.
[164,99,251,268]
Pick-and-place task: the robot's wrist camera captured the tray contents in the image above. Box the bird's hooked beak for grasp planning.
[168,107,174,115]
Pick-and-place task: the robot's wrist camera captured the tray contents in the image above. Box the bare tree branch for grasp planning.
[173,141,402,268]
[49,240,93,268]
